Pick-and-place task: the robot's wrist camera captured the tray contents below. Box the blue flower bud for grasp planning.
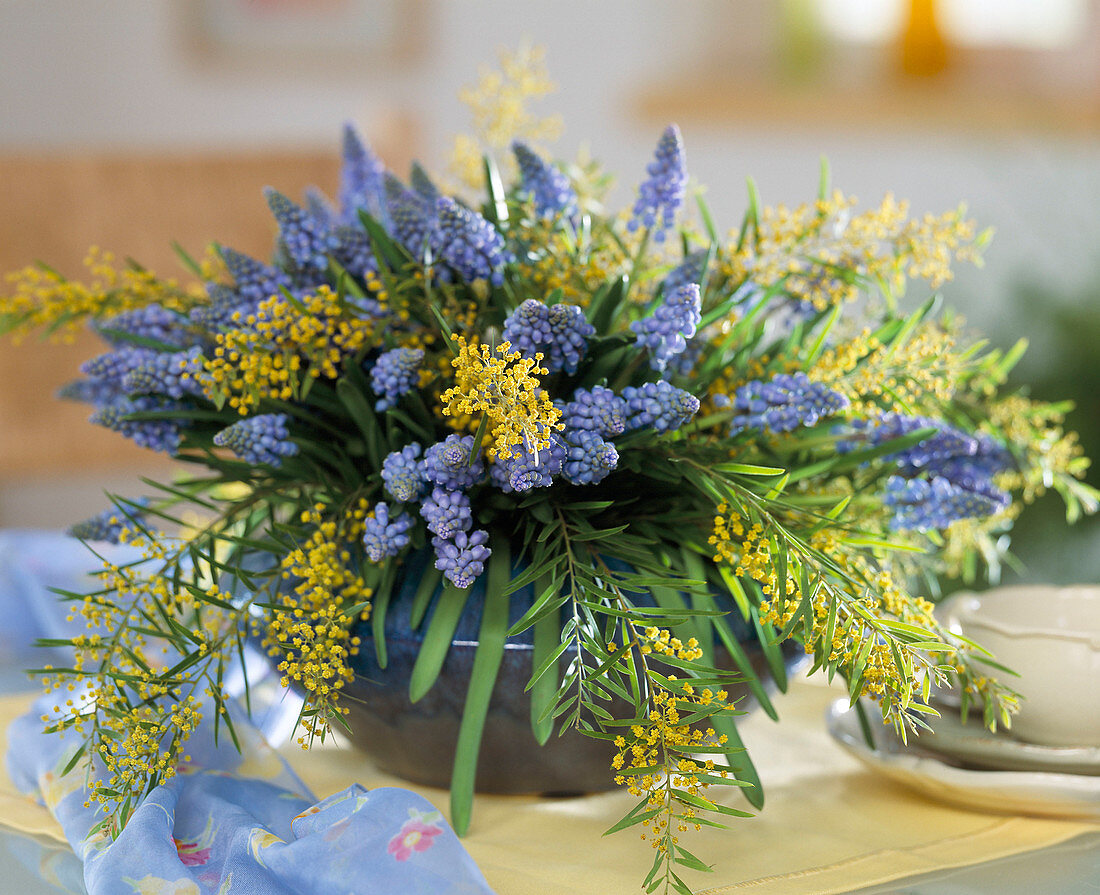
[370,347,424,412]
[423,434,484,491]
[213,413,299,467]
[420,487,473,538]
[512,141,579,222]
[432,529,491,589]
[363,502,414,562]
[381,443,427,503]
[502,299,595,375]
[628,125,687,243]
[428,197,512,285]
[631,284,702,372]
[622,381,699,433]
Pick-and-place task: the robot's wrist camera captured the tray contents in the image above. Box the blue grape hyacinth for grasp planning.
[838,413,977,471]
[662,335,705,380]
[489,437,567,493]
[410,162,442,203]
[502,299,595,375]
[384,175,434,257]
[884,475,1010,532]
[122,347,206,400]
[91,396,184,454]
[189,283,257,333]
[363,503,414,562]
[661,250,708,298]
[339,123,387,224]
[512,141,579,221]
[936,433,1015,489]
[631,284,702,372]
[219,247,293,304]
[622,381,700,433]
[420,487,473,539]
[558,386,627,438]
[561,429,619,486]
[724,373,849,435]
[304,186,336,228]
[82,346,156,390]
[95,304,192,350]
[213,413,299,467]
[381,443,427,503]
[68,499,149,544]
[628,124,688,243]
[423,434,484,491]
[370,347,424,412]
[265,188,338,273]
[432,529,491,589]
[57,377,125,406]
[428,197,511,285]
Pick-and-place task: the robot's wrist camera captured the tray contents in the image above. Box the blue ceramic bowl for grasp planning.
[345,549,794,794]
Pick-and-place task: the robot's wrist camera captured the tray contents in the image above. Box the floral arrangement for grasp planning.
[4,48,1095,895]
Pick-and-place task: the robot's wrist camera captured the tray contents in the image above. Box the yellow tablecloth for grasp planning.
[1,676,1094,894]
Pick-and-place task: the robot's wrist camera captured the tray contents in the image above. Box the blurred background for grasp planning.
[0,0,1096,584]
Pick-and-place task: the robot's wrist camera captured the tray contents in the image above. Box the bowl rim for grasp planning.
[944,585,1100,651]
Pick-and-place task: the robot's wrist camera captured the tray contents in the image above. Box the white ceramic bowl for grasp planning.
[941,585,1100,747]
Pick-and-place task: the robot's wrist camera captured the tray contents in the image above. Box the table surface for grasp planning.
[1,664,1097,895]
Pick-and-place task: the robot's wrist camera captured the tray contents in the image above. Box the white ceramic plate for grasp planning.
[917,707,1100,776]
[826,699,1100,820]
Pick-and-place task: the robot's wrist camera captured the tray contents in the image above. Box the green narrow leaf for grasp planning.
[674,844,714,874]
[751,607,788,692]
[371,564,397,669]
[482,155,509,226]
[173,241,203,276]
[357,210,410,270]
[817,155,831,201]
[710,712,764,809]
[335,379,383,470]
[409,565,444,630]
[712,462,785,477]
[529,574,560,745]
[695,193,719,245]
[450,539,511,836]
[409,583,472,703]
[604,797,662,836]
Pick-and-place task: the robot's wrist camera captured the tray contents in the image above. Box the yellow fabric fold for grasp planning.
[1,677,1094,894]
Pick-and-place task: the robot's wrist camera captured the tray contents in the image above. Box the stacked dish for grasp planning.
[826,585,1100,819]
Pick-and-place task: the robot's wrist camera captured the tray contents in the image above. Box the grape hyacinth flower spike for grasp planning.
[432,528,491,589]
[428,197,512,285]
[385,175,435,258]
[502,299,595,375]
[724,373,849,435]
[423,434,484,491]
[218,246,293,305]
[381,443,428,503]
[68,499,150,544]
[621,381,700,433]
[631,283,702,372]
[213,414,299,468]
[370,348,424,412]
[339,122,387,225]
[420,487,474,539]
[512,141,579,222]
[363,503,414,562]
[628,124,687,243]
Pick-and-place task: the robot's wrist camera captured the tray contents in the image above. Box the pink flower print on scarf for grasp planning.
[387,816,443,861]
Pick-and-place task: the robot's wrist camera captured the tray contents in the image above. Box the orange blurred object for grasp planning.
[900,0,950,77]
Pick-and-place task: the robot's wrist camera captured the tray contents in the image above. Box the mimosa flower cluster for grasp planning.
[3,47,1094,895]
